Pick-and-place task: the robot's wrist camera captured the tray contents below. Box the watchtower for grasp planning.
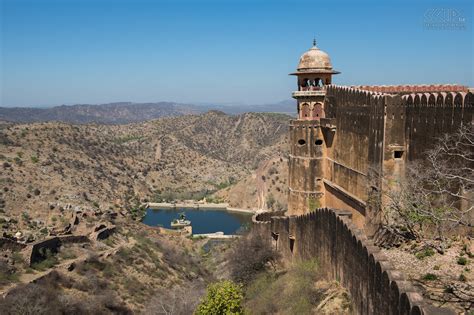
[287,40,340,215]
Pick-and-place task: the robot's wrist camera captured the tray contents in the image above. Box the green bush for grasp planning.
[415,248,435,260]
[457,257,468,265]
[14,157,23,166]
[266,194,275,209]
[31,249,58,271]
[195,280,243,315]
[422,273,438,281]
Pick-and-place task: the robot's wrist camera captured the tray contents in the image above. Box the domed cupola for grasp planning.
[290,40,340,120]
[292,40,340,75]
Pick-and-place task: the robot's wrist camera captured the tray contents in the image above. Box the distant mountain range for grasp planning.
[0,100,296,124]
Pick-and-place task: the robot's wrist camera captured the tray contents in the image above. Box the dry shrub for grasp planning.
[143,280,206,315]
[228,232,279,285]
[0,270,131,315]
[244,259,351,315]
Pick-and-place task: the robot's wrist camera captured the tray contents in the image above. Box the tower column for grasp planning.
[287,41,340,215]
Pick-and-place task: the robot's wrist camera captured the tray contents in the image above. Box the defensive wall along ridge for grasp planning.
[289,84,473,231]
[252,208,457,315]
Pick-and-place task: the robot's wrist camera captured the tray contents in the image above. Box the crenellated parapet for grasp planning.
[288,44,472,232]
[252,208,456,315]
[321,85,473,228]
[354,84,469,94]
[403,91,473,160]
[403,90,473,109]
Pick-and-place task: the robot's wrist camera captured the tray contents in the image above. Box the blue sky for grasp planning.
[1,0,472,107]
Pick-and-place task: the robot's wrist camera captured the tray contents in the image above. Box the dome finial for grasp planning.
[313,38,316,47]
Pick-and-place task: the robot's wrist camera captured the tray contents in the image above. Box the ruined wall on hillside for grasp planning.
[253,209,455,315]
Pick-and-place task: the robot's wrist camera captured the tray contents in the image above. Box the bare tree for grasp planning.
[228,232,280,285]
[143,281,206,315]
[376,125,473,248]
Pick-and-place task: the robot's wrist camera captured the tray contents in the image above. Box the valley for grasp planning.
[0,111,289,242]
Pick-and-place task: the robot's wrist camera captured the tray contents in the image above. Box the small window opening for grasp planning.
[315,139,323,145]
[289,237,295,253]
[271,232,279,241]
[298,139,306,146]
[394,151,404,159]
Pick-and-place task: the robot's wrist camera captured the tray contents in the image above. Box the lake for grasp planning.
[142,208,253,235]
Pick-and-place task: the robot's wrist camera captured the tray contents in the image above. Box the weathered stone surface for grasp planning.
[288,75,473,235]
[253,208,457,314]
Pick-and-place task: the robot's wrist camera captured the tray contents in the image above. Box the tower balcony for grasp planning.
[292,87,326,98]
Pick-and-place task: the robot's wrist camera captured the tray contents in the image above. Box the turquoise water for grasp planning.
[142,208,252,234]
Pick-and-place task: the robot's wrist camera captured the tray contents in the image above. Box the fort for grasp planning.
[253,41,473,314]
[287,40,473,232]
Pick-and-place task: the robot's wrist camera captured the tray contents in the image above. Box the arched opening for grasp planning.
[315,139,323,145]
[289,237,295,253]
[314,78,321,88]
[312,103,324,119]
[300,103,310,119]
[298,139,306,146]
[394,151,404,159]
[271,232,279,250]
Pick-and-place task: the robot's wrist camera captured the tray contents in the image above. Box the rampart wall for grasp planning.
[320,86,473,230]
[253,208,455,315]
[404,92,473,160]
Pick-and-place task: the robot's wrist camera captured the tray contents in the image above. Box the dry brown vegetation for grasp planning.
[221,232,351,315]
[371,126,474,313]
[0,111,289,241]
[0,221,214,313]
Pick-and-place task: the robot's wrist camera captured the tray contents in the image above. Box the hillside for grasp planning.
[0,111,289,241]
[0,100,296,124]
[0,102,200,124]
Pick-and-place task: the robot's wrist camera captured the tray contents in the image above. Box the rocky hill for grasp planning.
[0,100,296,124]
[0,102,200,124]
[0,111,289,241]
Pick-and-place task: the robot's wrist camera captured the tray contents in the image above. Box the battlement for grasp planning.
[252,208,455,314]
[403,91,473,108]
[353,84,469,94]
[326,84,473,110]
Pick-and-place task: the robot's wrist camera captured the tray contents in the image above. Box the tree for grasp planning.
[143,281,205,315]
[228,233,279,285]
[195,280,244,315]
[266,194,275,209]
[378,125,473,247]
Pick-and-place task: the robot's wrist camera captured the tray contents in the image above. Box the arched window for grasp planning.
[300,103,310,119]
[312,103,324,119]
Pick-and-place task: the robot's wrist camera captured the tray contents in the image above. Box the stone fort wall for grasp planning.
[252,208,455,315]
[320,85,473,229]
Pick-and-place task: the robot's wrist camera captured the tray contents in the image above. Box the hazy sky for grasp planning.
[1,0,473,107]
